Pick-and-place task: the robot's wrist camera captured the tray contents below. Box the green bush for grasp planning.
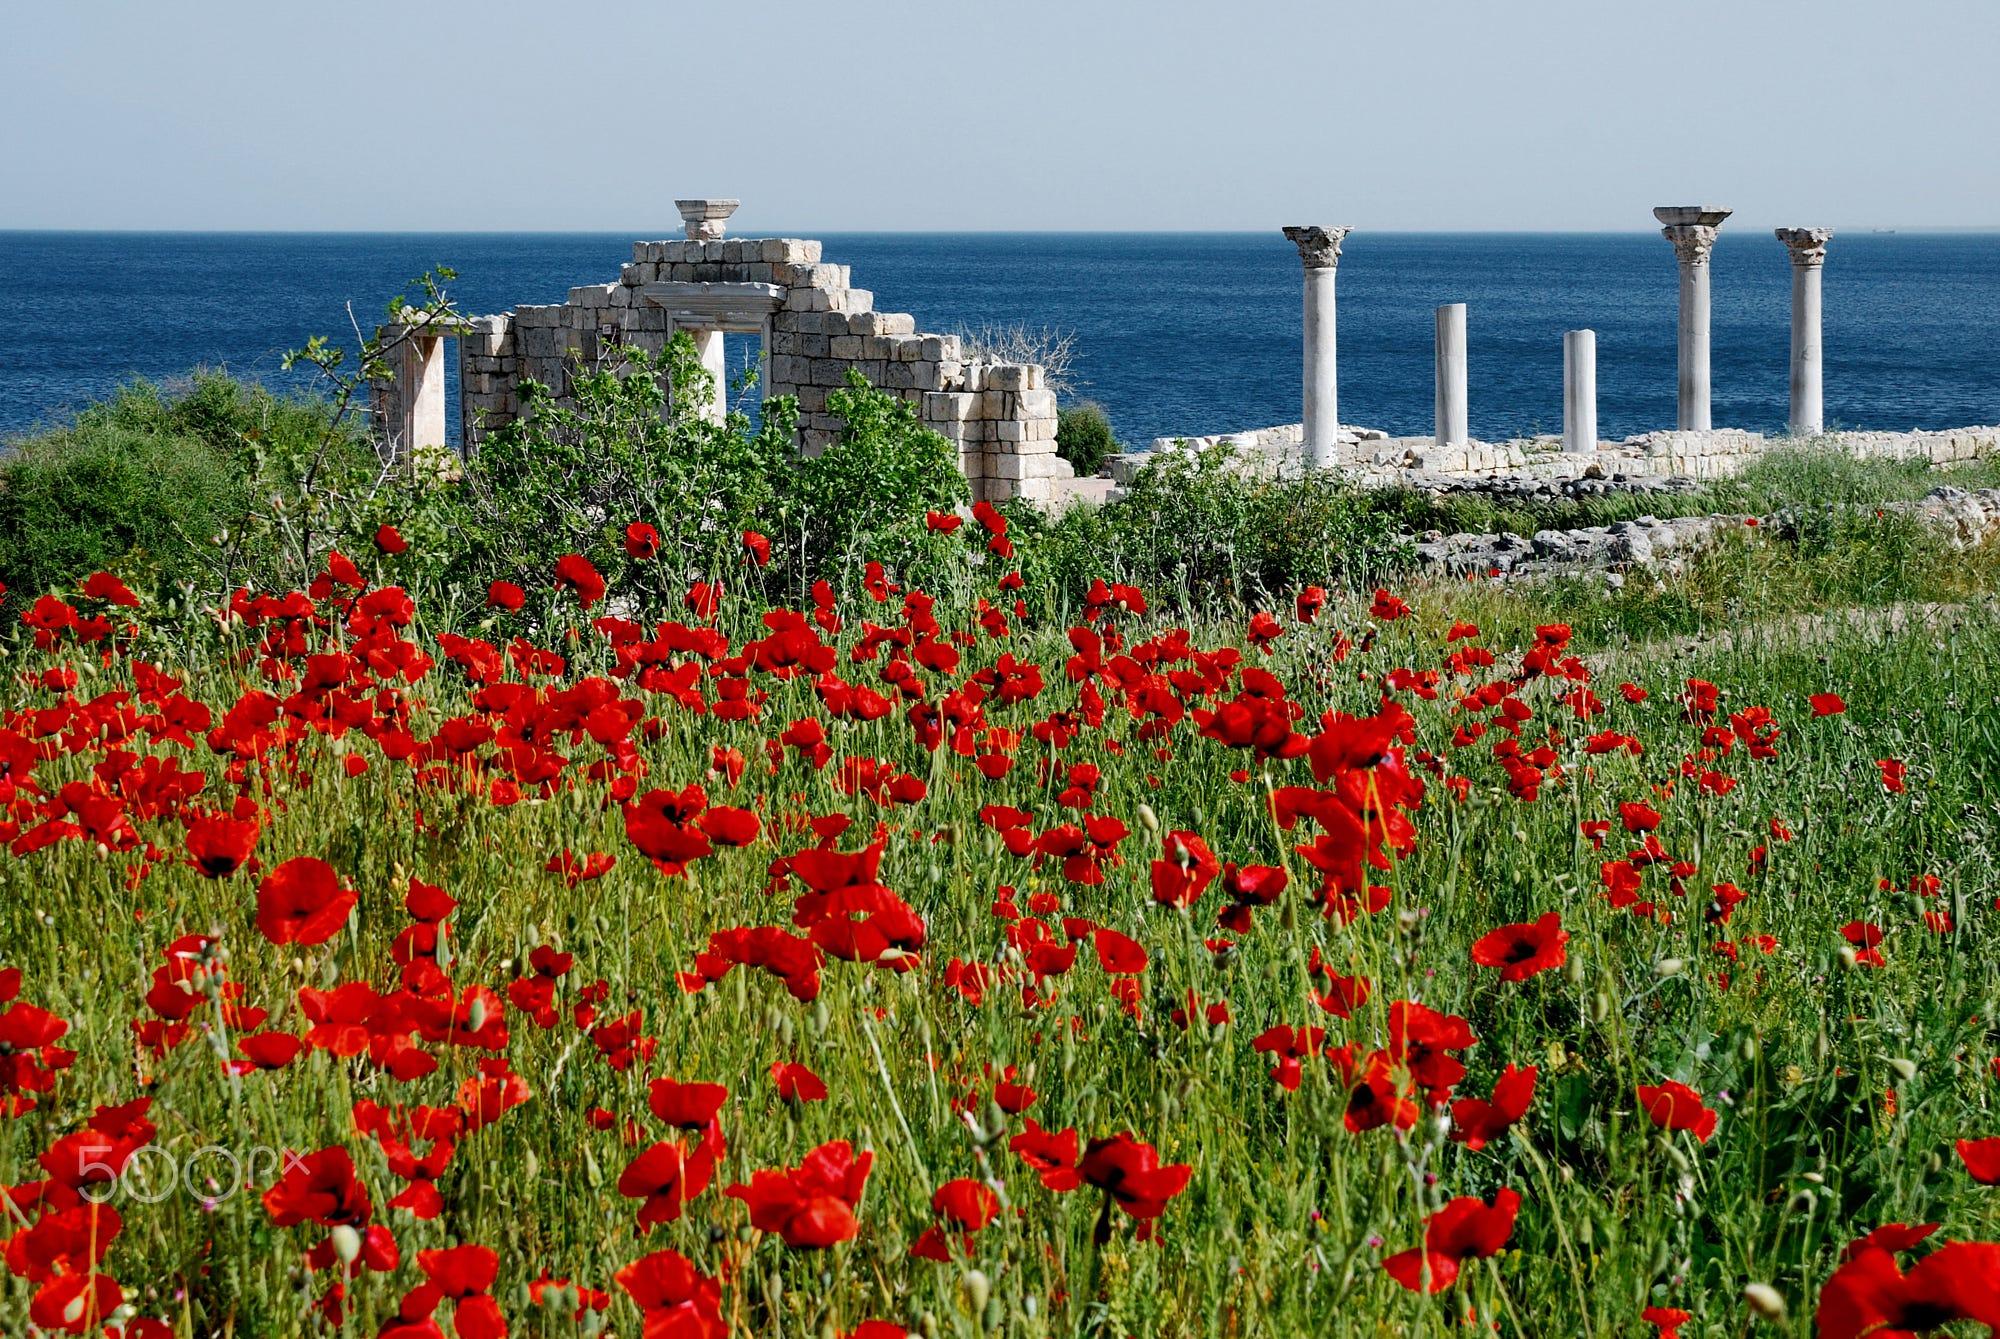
[789,371,968,584]
[1002,441,1413,614]
[427,342,966,607]
[0,373,369,612]
[1055,401,1117,476]
[430,337,796,605]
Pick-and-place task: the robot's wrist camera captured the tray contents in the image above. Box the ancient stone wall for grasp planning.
[374,228,1074,504]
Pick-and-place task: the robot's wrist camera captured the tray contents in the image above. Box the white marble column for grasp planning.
[1433,303,1468,447]
[383,331,448,453]
[1282,226,1352,467]
[1654,206,1731,431]
[689,328,727,425]
[1774,228,1832,436]
[1562,329,1597,453]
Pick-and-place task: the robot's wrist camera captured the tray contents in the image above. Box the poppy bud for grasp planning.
[984,1298,1004,1331]
[1136,803,1159,835]
[1837,944,1860,969]
[1888,1056,1918,1083]
[1786,1189,1815,1215]
[962,1269,991,1315]
[1738,1035,1759,1062]
[524,1149,538,1181]
[330,1225,361,1264]
[1743,1283,1785,1320]
[1813,1029,1832,1061]
[1653,957,1684,977]
[466,995,489,1034]
[1590,992,1612,1023]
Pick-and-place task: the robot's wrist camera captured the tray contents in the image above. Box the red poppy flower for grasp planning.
[1078,1132,1192,1228]
[909,1177,1002,1261]
[1009,1117,1082,1191]
[80,570,142,607]
[1469,913,1568,982]
[648,1077,728,1130]
[742,529,771,567]
[1382,1187,1520,1291]
[1811,692,1847,717]
[553,554,607,608]
[614,1249,725,1338]
[185,812,259,878]
[618,1137,717,1228]
[486,581,525,612]
[1636,1080,1718,1143]
[262,1146,372,1227]
[725,1140,872,1248]
[925,510,963,534]
[374,524,408,555]
[770,1061,828,1103]
[1642,1305,1691,1338]
[1957,1137,2000,1184]
[624,522,660,560]
[1816,1237,2000,1339]
[255,856,357,947]
[1451,1064,1536,1150]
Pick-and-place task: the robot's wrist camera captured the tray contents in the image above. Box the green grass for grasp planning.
[5,518,2000,1336]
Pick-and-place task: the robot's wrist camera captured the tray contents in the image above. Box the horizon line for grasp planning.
[3,225,1996,238]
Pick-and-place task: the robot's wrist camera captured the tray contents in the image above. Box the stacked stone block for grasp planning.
[395,234,1068,502]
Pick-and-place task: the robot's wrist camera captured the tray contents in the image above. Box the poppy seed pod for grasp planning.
[1743,1282,1786,1319]
[962,1268,991,1314]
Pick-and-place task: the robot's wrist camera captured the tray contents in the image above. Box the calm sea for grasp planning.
[1,231,1995,447]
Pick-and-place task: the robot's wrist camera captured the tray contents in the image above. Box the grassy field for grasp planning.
[4,512,2000,1338]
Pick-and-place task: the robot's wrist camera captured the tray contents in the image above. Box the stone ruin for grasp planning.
[370,200,1108,505]
[373,199,1996,520]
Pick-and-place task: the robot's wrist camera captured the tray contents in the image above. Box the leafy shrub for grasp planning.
[426,344,965,607]
[1055,401,1118,477]
[788,371,968,585]
[1053,441,1413,611]
[0,373,369,613]
[431,337,797,606]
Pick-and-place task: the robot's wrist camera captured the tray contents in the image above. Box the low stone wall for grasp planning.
[1409,486,2000,580]
[1121,423,2000,497]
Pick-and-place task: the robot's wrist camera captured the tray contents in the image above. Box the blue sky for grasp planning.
[4,0,1996,232]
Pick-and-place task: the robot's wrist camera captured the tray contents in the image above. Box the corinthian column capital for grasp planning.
[1774,227,1833,267]
[1654,206,1731,267]
[1661,224,1722,267]
[1282,225,1352,270]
